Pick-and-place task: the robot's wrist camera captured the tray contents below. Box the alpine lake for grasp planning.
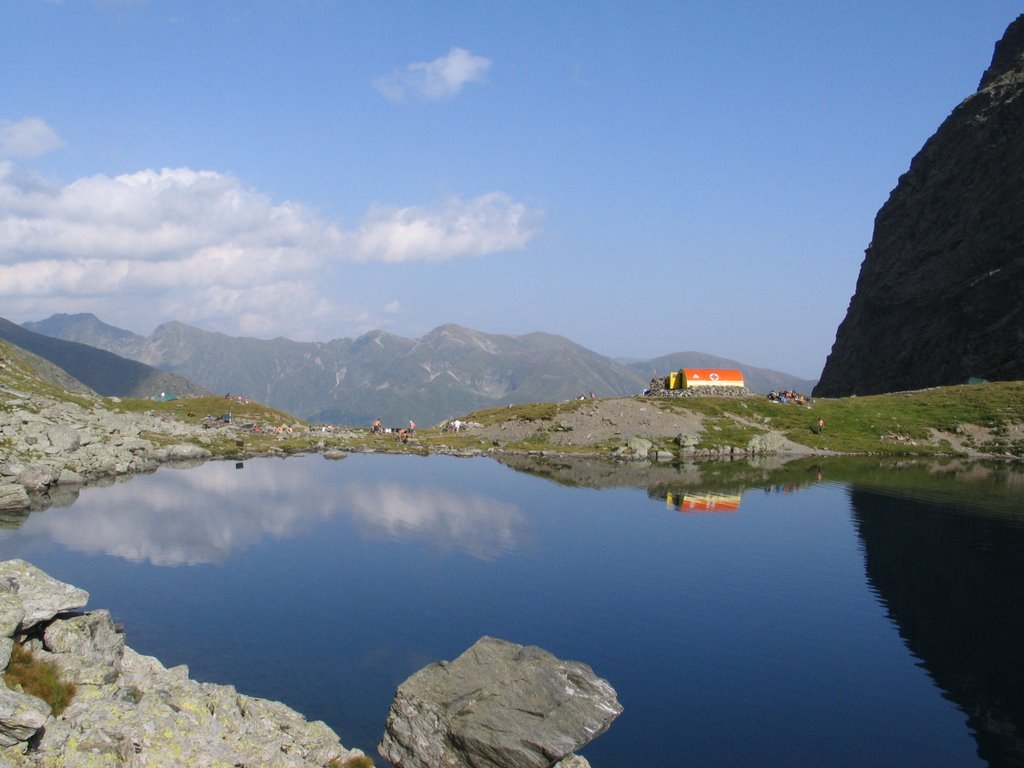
[1,451,1022,768]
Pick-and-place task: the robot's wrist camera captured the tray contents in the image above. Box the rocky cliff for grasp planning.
[815,14,1024,397]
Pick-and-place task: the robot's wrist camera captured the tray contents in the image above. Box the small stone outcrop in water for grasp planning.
[815,14,1024,396]
[0,559,368,767]
[378,635,622,768]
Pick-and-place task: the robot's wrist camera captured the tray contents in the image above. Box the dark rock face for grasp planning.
[378,636,622,768]
[815,14,1024,397]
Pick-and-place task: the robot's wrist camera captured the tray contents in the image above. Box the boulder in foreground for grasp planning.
[379,635,622,768]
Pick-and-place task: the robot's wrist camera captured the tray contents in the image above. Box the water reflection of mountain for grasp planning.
[851,488,1024,768]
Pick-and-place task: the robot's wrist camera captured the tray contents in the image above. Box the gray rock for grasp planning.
[626,437,653,459]
[0,487,28,514]
[55,469,84,486]
[14,464,55,492]
[0,686,49,747]
[0,560,89,631]
[0,639,12,672]
[675,434,698,448]
[147,444,212,462]
[379,636,622,768]
[0,593,25,638]
[25,647,364,768]
[67,443,144,479]
[552,756,591,768]
[747,432,785,454]
[44,610,125,685]
[42,425,81,455]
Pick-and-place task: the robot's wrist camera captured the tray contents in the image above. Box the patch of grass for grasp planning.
[649,382,1024,456]
[467,399,590,426]
[416,431,490,451]
[506,429,556,451]
[4,644,77,715]
[696,416,765,450]
[0,340,97,407]
[111,394,301,427]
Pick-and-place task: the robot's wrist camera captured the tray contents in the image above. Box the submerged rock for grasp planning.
[0,486,29,514]
[379,635,622,768]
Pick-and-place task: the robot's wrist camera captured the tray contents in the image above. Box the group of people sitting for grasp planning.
[767,390,811,405]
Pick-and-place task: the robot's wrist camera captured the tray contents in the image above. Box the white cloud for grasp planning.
[0,165,340,262]
[0,118,64,159]
[0,159,539,337]
[26,459,341,566]
[351,192,537,263]
[373,47,491,103]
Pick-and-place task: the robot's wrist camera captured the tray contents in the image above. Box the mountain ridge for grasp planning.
[23,313,816,425]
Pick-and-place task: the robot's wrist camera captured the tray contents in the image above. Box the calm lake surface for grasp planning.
[1,452,1022,767]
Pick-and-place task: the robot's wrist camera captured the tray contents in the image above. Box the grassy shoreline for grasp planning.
[110,381,1024,462]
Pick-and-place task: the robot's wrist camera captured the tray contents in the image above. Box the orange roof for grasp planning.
[681,368,745,387]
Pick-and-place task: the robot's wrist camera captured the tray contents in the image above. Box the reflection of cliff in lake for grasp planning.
[851,488,1024,768]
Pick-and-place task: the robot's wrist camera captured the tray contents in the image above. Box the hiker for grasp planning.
[817,417,825,434]
[408,420,416,434]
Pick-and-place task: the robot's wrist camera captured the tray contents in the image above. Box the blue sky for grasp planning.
[1,1,1020,379]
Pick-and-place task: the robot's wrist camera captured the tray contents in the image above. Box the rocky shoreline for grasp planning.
[6,377,1016,518]
[0,559,371,767]
[0,384,222,517]
[0,372,818,519]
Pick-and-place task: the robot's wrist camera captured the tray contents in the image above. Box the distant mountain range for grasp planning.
[0,317,207,399]
[20,313,817,426]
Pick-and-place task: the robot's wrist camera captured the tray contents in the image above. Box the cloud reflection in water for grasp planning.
[341,481,526,560]
[10,460,526,565]
[20,463,340,566]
